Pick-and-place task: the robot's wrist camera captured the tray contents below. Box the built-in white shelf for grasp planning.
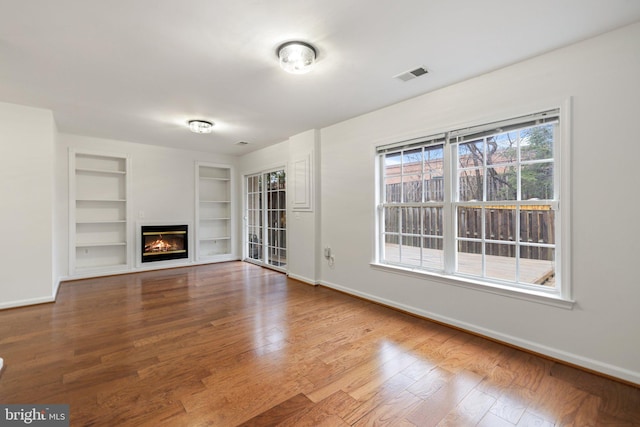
[70,150,131,275]
[76,220,127,224]
[76,168,126,175]
[76,242,127,247]
[195,162,234,261]
[77,199,127,202]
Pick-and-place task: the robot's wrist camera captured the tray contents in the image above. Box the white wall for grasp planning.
[287,130,319,284]
[0,102,55,308]
[56,133,238,279]
[319,22,640,384]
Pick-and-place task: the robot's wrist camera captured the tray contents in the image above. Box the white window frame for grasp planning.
[373,104,573,309]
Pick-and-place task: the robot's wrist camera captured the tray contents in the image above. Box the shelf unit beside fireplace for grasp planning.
[196,163,234,261]
[70,150,131,275]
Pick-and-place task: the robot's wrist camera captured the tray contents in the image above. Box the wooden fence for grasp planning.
[384,182,554,261]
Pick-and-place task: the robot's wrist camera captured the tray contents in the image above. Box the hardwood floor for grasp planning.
[0,262,638,426]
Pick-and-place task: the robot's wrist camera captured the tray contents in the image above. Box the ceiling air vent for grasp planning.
[235,141,249,146]
[394,66,429,82]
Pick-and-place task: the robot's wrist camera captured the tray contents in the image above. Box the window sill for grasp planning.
[370,262,575,310]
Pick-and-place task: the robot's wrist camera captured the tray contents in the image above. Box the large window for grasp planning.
[377,109,568,299]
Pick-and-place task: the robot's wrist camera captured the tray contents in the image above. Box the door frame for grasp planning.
[242,166,287,273]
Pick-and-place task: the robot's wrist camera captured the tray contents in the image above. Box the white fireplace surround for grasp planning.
[136,220,193,268]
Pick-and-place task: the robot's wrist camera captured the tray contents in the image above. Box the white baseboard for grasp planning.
[287,273,319,286]
[0,295,55,310]
[319,279,640,386]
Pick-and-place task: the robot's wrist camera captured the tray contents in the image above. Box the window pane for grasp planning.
[457,243,482,277]
[385,207,399,233]
[521,163,553,200]
[489,132,518,165]
[403,176,422,203]
[424,177,444,202]
[401,207,420,234]
[268,211,277,228]
[422,237,444,270]
[385,153,401,175]
[521,248,555,287]
[486,166,517,201]
[457,206,482,276]
[385,177,401,203]
[401,235,421,267]
[485,207,515,242]
[458,140,484,169]
[268,246,286,266]
[422,207,443,237]
[458,170,483,201]
[457,207,482,241]
[248,242,261,259]
[424,145,444,201]
[520,208,555,245]
[521,125,554,161]
[402,148,423,174]
[485,243,516,282]
[384,234,400,263]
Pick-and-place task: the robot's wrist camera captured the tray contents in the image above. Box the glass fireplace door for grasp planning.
[245,169,287,270]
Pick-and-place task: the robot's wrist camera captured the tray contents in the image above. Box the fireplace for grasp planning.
[141,225,188,263]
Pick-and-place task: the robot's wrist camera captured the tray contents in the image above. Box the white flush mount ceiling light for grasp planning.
[277,41,317,74]
[188,120,214,134]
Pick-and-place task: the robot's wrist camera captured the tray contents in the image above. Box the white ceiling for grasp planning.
[1,1,639,156]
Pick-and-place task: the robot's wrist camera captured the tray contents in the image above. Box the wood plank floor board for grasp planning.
[236,393,316,426]
[477,412,517,427]
[351,390,423,427]
[405,369,484,427]
[342,373,417,425]
[487,386,531,424]
[406,366,454,400]
[436,388,496,426]
[0,261,638,426]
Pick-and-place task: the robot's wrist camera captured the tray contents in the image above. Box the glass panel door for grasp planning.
[245,169,287,270]
[266,170,286,268]
[246,174,263,262]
